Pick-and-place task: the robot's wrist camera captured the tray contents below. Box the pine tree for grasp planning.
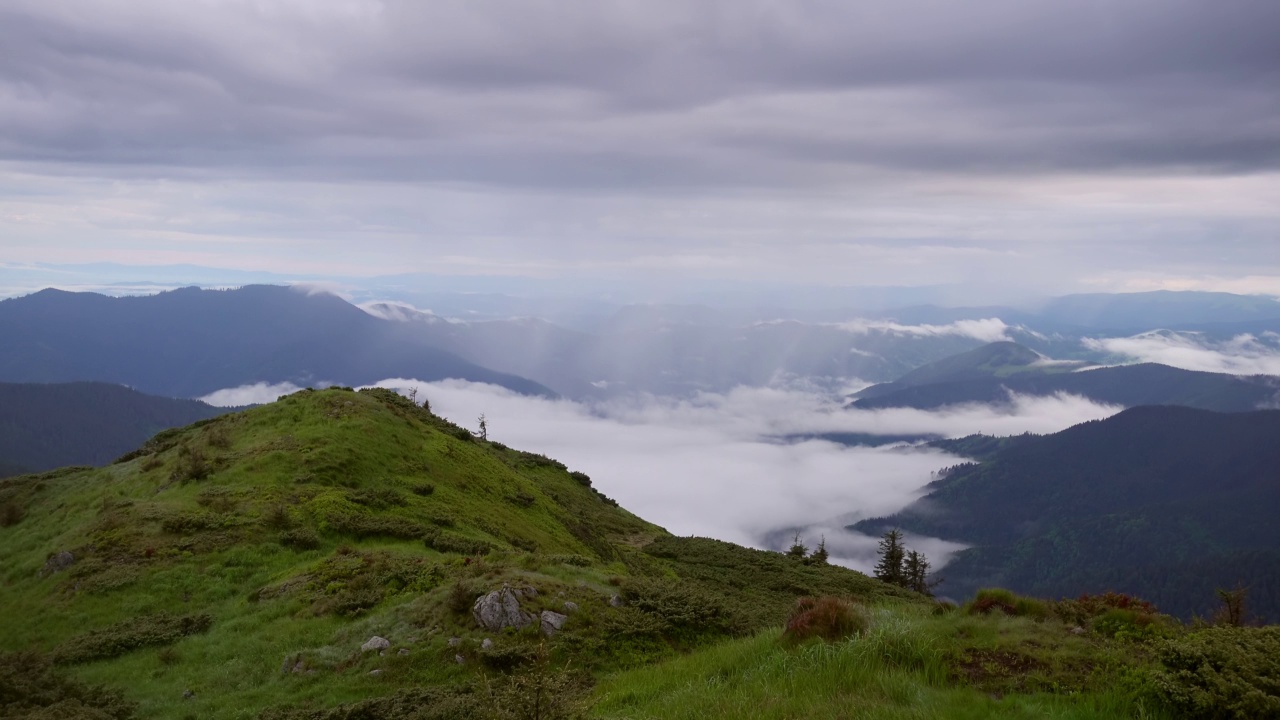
[874,529,905,586]
[810,536,829,565]
[905,550,932,596]
[787,532,809,559]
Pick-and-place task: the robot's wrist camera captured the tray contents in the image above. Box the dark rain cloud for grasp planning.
[2,0,1279,187]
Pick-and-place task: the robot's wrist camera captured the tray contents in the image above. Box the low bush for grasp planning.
[0,651,136,718]
[1053,591,1158,627]
[160,511,222,535]
[347,488,407,510]
[966,588,1049,620]
[329,513,424,540]
[425,530,495,556]
[53,613,213,664]
[280,527,321,550]
[783,596,870,643]
[546,554,592,567]
[0,501,23,528]
[621,577,747,641]
[1146,626,1280,719]
[410,483,435,497]
[170,444,210,483]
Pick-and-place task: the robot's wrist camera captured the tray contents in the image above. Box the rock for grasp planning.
[361,636,391,653]
[368,669,383,677]
[281,654,307,674]
[40,551,75,577]
[563,601,579,613]
[540,611,568,637]
[398,648,410,656]
[472,585,533,632]
[182,690,195,700]
[455,654,466,664]
[448,637,462,647]
[1069,626,1086,636]
[609,594,624,608]
[481,638,494,650]
[522,586,539,598]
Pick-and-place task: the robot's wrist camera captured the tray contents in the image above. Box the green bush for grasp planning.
[966,588,1049,620]
[170,444,210,482]
[425,530,494,556]
[620,577,746,641]
[0,651,136,718]
[329,513,424,540]
[280,527,321,550]
[1146,626,1280,719]
[347,488,406,509]
[53,613,213,664]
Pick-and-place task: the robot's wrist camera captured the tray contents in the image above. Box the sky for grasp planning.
[2,0,1279,299]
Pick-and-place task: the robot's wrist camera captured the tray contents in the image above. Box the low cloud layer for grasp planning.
[1084,331,1280,376]
[199,381,304,407]
[836,318,1013,343]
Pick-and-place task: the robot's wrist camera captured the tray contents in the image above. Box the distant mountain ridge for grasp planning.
[855,405,1280,620]
[0,286,553,398]
[852,342,1280,412]
[0,382,228,475]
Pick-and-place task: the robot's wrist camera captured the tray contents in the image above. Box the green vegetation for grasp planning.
[1,387,1276,719]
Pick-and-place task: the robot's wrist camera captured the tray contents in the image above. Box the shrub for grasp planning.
[160,511,221,534]
[1146,626,1280,719]
[205,424,232,449]
[966,588,1049,619]
[1093,608,1161,640]
[620,577,746,640]
[330,514,424,540]
[280,527,321,550]
[170,444,210,483]
[0,651,136,718]
[425,530,494,556]
[447,580,484,616]
[546,554,592,567]
[347,488,407,510]
[54,613,213,664]
[783,596,869,643]
[411,483,436,497]
[569,471,591,487]
[0,501,23,528]
[262,503,294,530]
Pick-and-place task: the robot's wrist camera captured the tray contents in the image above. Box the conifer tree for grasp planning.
[787,532,809,559]
[874,529,905,586]
[905,550,932,596]
[810,536,829,565]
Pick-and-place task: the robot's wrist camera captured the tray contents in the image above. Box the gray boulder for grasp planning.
[361,636,391,653]
[472,585,533,632]
[563,601,579,613]
[540,611,568,637]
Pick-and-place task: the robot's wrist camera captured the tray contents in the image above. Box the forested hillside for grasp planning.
[0,382,228,475]
[856,406,1280,620]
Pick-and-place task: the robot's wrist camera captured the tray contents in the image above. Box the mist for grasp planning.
[1084,331,1280,375]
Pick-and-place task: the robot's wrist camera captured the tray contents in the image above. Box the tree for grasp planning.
[874,529,905,587]
[810,536,829,565]
[787,532,808,559]
[904,550,932,596]
[475,413,488,441]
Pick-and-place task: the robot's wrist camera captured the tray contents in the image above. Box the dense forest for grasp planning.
[856,406,1280,621]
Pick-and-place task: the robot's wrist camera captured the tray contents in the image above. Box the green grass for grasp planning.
[592,604,1166,720]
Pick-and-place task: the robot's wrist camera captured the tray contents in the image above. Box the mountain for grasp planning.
[1035,290,1280,330]
[852,341,1074,401]
[0,387,912,719]
[0,382,229,475]
[0,286,552,398]
[855,406,1280,620]
[852,361,1280,412]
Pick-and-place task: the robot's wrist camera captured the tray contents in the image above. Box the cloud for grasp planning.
[836,318,1013,343]
[1083,331,1280,376]
[199,381,305,406]
[351,379,1120,571]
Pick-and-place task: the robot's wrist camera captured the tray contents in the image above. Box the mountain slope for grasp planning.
[852,362,1280,412]
[0,387,910,719]
[853,341,1070,401]
[0,286,552,398]
[0,382,229,475]
[855,406,1280,620]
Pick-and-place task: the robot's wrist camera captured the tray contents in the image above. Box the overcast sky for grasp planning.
[2,0,1278,298]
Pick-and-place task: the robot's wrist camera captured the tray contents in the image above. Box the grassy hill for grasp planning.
[2,389,1275,719]
[0,382,229,476]
[856,406,1280,621]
